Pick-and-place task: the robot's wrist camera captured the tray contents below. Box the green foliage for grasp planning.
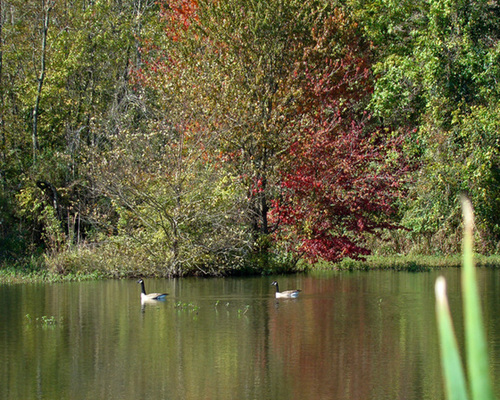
[92,120,251,276]
[400,102,500,253]
[456,106,500,244]
[362,0,500,253]
[25,314,64,328]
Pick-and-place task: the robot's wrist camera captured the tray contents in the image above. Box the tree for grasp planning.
[0,0,156,261]
[128,0,324,271]
[87,0,254,275]
[92,100,250,276]
[364,0,500,252]
[272,9,410,262]
[32,0,55,162]
[152,0,314,246]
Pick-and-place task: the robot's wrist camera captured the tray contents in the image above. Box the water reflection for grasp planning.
[140,298,167,313]
[0,270,499,400]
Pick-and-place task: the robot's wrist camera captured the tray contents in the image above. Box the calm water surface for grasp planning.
[1,269,500,400]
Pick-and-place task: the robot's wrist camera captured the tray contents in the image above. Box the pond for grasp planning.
[1,268,500,400]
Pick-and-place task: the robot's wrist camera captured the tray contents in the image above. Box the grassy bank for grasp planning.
[328,254,500,272]
[0,260,107,284]
[2,254,500,284]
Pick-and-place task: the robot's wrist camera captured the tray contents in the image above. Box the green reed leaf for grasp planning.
[435,276,470,400]
[460,196,496,400]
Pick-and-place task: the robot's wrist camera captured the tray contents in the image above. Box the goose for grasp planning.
[271,281,301,298]
[137,279,168,301]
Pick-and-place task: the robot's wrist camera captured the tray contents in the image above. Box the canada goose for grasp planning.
[271,281,301,298]
[137,279,168,301]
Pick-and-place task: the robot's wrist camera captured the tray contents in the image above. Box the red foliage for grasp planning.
[159,0,199,41]
[273,121,409,263]
[130,0,200,88]
[272,11,410,263]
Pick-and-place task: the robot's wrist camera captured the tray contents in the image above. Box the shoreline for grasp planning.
[1,254,499,284]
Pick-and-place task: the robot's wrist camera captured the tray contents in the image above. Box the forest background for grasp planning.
[0,0,499,278]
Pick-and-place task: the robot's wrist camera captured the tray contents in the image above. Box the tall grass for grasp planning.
[435,196,496,400]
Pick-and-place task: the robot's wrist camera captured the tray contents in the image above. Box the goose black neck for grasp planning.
[139,280,146,295]
[274,282,280,293]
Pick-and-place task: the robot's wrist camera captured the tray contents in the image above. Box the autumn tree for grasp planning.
[272,9,411,263]
[190,0,311,244]
[158,0,315,244]
[124,0,322,272]
[131,0,413,269]
[86,0,253,276]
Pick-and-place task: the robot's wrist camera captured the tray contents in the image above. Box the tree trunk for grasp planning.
[32,0,54,162]
[0,0,5,187]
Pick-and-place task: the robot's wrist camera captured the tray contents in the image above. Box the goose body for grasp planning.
[137,279,168,301]
[271,281,301,298]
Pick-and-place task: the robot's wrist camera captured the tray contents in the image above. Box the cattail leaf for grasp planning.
[435,276,470,400]
[461,196,496,400]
